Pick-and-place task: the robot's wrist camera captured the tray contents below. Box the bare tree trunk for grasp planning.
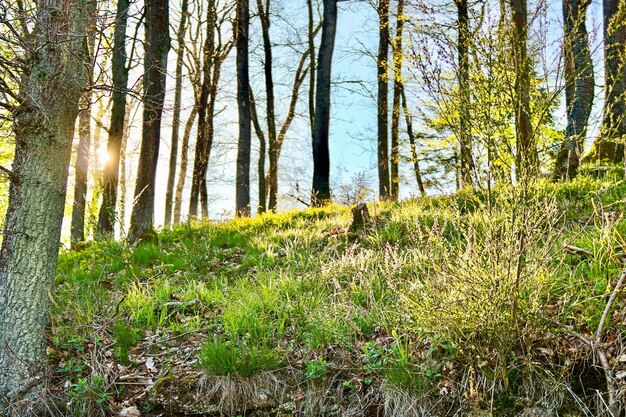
[71,100,91,246]
[98,0,131,235]
[377,0,390,200]
[311,0,337,206]
[585,0,626,164]
[71,0,97,247]
[257,0,276,213]
[457,0,474,188]
[553,0,594,179]
[129,0,170,242]
[164,0,189,229]
[173,106,198,224]
[400,84,426,196]
[256,0,313,213]
[511,0,537,180]
[189,0,215,220]
[0,0,89,402]
[308,0,316,139]
[250,90,267,214]
[236,0,251,217]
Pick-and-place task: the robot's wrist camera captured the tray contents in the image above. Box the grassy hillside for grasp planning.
[50,172,626,416]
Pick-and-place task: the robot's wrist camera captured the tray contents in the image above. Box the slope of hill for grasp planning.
[50,173,626,416]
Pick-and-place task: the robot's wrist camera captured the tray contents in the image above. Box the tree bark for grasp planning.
[0,0,89,402]
[164,0,189,229]
[511,0,537,180]
[377,0,390,200]
[457,0,474,188]
[173,106,198,225]
[553,0,594,180]
[390,0,404,202]
[400,84,426,196]
[70,0,97,247]
[308,0,316,139]
[584,0,626,164]
[189,0,216,220]
[236,0,252,217]
[257,0,276,213]
[250,90,267,214]
[129,0,170,242]
[98,0,131,235]
[311,0,338,206]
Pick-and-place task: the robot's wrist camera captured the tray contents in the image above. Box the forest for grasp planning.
[0,0,626,415]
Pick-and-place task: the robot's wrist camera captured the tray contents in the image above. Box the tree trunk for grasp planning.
[311,0,338,206]
[164,0,189,229]
[189,0,216,220]
[257,0,276,213]
[585,0,626,163]
[377,0,390,200]
[236,0,252,217]
[457,0,474,188]
[71,101,92,246]
[98,0,131,235]
[70,1,97,247]
[129,0,170,242]
[390,0,404,202]
[250,90,267,214]
[511,0,537,180]
[173,106,198,225]
[308,0,316,139]
[553,0,594,179]
[0,0,89,402]
[400,84,426,196]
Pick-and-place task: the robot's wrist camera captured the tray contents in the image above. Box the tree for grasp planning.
[552,0,594,179]
[456,0,474,188]
[251,0,319,213]
[511,0,537,179]
[189,0,233,220]
[390,0,404,201]
[98,0,131,235]
[584,0,626,163]
[128,0,170,241]
[0,0,90,402]
[235,0,252,217]
[377,0,391,200]
[70,0,98,247]
[164,0,190,229]
[311,0,338,206]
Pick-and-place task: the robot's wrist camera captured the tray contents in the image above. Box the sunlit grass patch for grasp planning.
[198,338,283,377]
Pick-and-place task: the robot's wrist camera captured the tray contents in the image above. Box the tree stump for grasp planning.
[351,203,370,231]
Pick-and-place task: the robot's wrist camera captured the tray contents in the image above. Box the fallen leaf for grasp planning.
[119,406,141,417]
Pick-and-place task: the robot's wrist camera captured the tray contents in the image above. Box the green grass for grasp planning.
[198,339,283,377]
[49,172,626,415]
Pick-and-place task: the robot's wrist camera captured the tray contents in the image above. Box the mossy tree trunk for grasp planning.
[457,0,474,188]
[584,0,626,164]
[511,0,537,180]
[390,0,404,202]
[0,0,89,403]
[377,0,390,201]
[553,0,594,179]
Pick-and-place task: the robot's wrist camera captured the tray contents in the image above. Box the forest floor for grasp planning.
[48,168,626,416]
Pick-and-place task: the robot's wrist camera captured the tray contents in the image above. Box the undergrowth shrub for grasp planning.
[395,188,562,397]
